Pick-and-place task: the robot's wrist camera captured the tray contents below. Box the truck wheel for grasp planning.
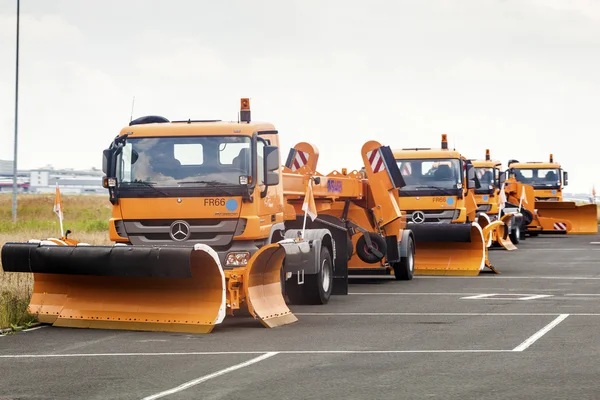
[284,246,333,305]
[356,232,387,264]
[510,225,520,244]
[393,236,414,281]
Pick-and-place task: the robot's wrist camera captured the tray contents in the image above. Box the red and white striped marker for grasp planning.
[401,163,411,175]
[290,150,309,171]
[553,222,567,231]
[366,149,386,173]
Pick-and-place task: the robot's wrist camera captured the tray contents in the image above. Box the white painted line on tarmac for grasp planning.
[351,292,557,299]
[416,276,600,280]
[350,292,483,296]
[281,349,511,354]
[0,351,268,359]
[589,242,600,245]
[296,312,557,316]
[565,294,600,296]
[22,326,47,332]
[141,352,278,400]
[294,312,600,317]
[512,314,569,352]
[460,294,553,300]
[512,248,600,251]
[0,349,514,360]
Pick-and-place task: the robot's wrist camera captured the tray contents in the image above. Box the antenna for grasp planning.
[129,96,136,122]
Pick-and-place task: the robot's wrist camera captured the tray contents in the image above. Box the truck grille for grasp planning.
[122,218,246,248]
[403,209,459,223]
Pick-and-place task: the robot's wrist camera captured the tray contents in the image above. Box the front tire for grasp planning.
[510,225,520,244]
[284,246,333,305]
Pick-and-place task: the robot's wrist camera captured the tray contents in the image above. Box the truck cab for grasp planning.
[101,99,285,269]
[470,150,504,216]
[392,134,479,225]
[507,154,567,201]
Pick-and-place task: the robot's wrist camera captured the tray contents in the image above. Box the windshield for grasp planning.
[116,136,253,187]
[475,167,496,193]
[512,168,561,188]
[396,158,462,192]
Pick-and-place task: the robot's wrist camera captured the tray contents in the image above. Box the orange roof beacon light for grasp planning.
[485,149,490,161]
[549,153,553,163]
[441,134,448,150]
[240,98,251,123]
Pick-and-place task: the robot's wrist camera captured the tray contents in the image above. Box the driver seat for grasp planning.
[434,165,453,180]
[232,148,250,172]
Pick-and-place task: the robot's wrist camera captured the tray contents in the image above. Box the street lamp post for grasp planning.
[12,0,20,223]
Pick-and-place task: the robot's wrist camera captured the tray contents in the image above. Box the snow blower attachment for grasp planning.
[0,239,297,333]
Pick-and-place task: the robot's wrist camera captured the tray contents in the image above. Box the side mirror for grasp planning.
[466,163,480,189]
[563,170,568,186]
[499,170,507,187]
[263,145,280,186]
[102,149,113,175]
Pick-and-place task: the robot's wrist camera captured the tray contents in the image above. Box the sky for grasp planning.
[0,0,599,193]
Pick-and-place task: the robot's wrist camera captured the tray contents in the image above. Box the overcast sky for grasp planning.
[1,0,599,193]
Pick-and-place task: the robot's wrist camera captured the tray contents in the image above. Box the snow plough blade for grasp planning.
[410,223,486,276]
[242,243,298,328]
[495,214,517,250]
[535,201,598,234]
[1,241,227,334]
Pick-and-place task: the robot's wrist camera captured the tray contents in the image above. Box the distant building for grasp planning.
[0,160,107,195]
[0,159,30,193]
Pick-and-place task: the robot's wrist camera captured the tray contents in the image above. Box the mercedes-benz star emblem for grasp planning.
[411,211,425,224]
[169,220,191,241]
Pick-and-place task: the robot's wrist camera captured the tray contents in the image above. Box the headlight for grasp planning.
[225,251,250,267]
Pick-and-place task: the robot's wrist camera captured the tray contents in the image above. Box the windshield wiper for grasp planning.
[176,180,236,196]
[124,180,169,196]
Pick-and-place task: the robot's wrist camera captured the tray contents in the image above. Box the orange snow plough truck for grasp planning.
[470,149,521,251]
[392,135,502,276]
[282,141,416,281]
[507,155,597,235]
[0,98,353,334]
[503,171,573,237]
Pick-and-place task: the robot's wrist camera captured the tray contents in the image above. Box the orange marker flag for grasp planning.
[53,182,64,237]
[301,178,317,238]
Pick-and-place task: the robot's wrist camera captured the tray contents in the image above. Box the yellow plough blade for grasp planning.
[535,201,598,234]
[477,213,493,248]
[243,243,298,328]
[478,213,517,251]
[411,223,487,276]
[1,239,297,333]
[496,214,517,251]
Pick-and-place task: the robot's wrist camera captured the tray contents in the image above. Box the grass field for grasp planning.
[0,193,112,330]
[0,192,598,330]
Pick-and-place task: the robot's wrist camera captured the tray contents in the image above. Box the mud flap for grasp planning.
[1,242,227,334]
[409,223,486,276]
[243,243,298,328]
[535,202,598,234]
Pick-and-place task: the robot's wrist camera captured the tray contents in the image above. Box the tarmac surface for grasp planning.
[2,233,600,399]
